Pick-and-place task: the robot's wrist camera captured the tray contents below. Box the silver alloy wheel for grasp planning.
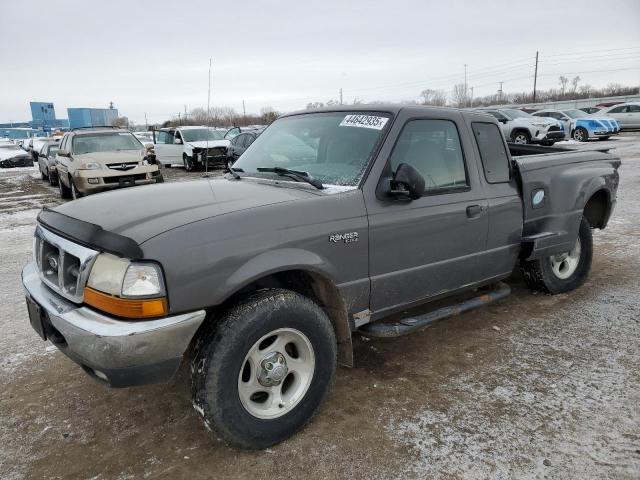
[574,129,586,142]
[550,237,582,279]
[238,328,315,419]
[514,133,528,144]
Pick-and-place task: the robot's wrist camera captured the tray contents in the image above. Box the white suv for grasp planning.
[153,126,230,171]
[478,108,565,145]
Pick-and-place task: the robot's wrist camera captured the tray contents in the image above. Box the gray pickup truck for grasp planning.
[22,106,620,449]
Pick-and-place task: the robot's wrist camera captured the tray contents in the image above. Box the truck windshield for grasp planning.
[72,133,143,154]
[181,129,224,142]
[232,112,391,186]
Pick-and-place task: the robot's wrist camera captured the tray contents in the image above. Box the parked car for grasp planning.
[133,131,154,148]
[579,107,601,114]
[596,102,640,129]
[37,141,61,185]
[22,105,620,449]
[153,126,230,171]
[476,108,564,145]
[531,109,620,141]
[226,129,263,167]
[0,144,33,167]
[55,127,162,199]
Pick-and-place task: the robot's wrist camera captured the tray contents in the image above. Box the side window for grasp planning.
[155,130,174,144]
[245,134,257,148]
[609,105,627,113]
[389,119,468,193]
[628,105,640,113]
[472,122,510,183]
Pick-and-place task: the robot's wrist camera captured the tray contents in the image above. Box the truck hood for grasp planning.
[51,178,319,245]
[186,140,229,149]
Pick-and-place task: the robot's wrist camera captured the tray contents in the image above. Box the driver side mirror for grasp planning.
[57,149,70,157]
[390,163,425,200]
[498,118,508,124]
[174,138,183,145]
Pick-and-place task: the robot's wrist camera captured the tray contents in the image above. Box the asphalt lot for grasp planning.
[1,137,639,480]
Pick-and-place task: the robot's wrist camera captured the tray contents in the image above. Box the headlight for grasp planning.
[83,162,101,170]
[85,253,167,318]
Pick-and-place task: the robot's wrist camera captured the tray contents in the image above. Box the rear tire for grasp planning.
[191,288,337,450]
[520,216,593,294]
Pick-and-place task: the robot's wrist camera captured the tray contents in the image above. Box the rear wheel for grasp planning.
[511,130,530,144]
[48,171,58,186]
[520,216,593,294]
[573,127,588,142]
[191,288,337,449]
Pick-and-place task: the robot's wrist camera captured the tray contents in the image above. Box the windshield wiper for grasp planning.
[256,167,323,189]
[226,166,243,179]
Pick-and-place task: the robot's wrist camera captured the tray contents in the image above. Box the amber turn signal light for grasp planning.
[84,287,168,319]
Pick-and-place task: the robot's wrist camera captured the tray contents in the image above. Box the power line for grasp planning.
[541,45,640,59]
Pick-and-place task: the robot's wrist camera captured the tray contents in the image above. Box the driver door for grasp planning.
[153,129,181,165]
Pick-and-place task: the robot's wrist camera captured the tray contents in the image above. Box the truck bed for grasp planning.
[509,143,621,260]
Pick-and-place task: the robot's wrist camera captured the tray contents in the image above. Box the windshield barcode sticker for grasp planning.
[339,115,388,130]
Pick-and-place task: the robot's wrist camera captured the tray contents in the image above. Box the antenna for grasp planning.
[204,57,212,178]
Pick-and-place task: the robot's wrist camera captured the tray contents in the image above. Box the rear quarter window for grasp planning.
[471,122,511,183]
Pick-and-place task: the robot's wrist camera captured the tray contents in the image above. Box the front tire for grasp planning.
[573,127,589,142]
[520,216,593,294]
[70,178,83,199]
[191,289,337,449]
[511,130,531,144]
[183,154,195,172]
[58,175,72,199]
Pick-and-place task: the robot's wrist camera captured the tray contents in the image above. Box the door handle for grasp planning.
[466,205,484,218]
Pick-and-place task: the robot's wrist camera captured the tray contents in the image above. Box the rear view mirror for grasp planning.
[390,163,425,200]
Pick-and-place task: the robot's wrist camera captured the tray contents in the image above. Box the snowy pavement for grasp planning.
[0,136,639,479]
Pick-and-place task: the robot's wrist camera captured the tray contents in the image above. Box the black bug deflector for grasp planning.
[358,283,512,338]
[38,208,143,259]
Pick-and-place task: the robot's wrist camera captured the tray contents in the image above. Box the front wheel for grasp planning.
[573,127,589,142]
[58,175,72,199]
[70,178,83,199]
[520,216,593,294]
[191,289,337,449]
[183,154,195,172]
[511,131,530,144]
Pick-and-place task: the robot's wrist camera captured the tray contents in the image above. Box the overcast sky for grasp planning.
[1,0,639,124]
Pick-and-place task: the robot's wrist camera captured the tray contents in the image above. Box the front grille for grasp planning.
[107,162,139,171]
[34,226,99,303]
[103,173,147,184]
[548,125,560,132]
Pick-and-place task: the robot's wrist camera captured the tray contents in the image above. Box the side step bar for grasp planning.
[358,282,511,338]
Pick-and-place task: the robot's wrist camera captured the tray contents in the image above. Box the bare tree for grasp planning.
[420,88,447,106]
[260,107,279,124]
[110,116,129,128]
[570,76,581,94]
[451,83,468,108]
[558,76,569,96]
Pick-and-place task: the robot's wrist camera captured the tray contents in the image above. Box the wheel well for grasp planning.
[583,189,610,229]
[224,270,353,367]
[512,129,530,139]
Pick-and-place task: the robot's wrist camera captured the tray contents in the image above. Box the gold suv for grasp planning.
[56,127,162,199]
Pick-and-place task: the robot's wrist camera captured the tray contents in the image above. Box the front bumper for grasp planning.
[73,167,161,194]
[22,262,206,387]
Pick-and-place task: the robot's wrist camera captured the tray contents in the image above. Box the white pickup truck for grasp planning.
[153,126,230,171]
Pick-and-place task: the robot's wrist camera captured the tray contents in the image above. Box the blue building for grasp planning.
[30,102,57,129]
[67,108,119,128]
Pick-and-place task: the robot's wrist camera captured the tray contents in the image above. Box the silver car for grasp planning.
[596,102,640,129]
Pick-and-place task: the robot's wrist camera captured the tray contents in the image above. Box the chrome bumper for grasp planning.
[22,262,206,387]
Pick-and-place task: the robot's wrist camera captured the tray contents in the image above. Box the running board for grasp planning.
[358,282,511,338]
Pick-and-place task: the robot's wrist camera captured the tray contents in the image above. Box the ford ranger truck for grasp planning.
[22,106,620,449]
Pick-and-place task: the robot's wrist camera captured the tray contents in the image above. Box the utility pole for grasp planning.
[533,51,539,102]
[242,99,246,124]
[464,64,468,99]
[205,57,212,177]
[184,105,188,123]
[498,81,503,102]
[340,88,343,105]
[178,112,181,124]
[144,112,148,130]
[469,86,474,107]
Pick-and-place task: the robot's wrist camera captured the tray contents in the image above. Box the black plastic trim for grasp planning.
[37,208,143,259]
